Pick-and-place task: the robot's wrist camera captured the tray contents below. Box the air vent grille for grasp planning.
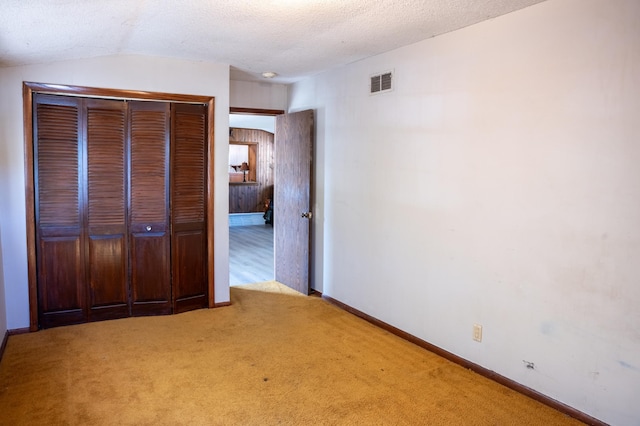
[370,75,381,93]
[370,71,393,94]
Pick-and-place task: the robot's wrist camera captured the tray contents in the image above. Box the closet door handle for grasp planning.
[146,225,152,231]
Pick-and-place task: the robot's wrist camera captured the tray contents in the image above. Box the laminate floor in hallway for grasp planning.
[229,225,274,285]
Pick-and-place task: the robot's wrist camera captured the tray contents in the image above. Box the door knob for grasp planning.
[146,225,152,231]
[301,212,313,219]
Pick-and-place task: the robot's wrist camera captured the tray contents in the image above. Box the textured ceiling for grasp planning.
[0,0,546,83]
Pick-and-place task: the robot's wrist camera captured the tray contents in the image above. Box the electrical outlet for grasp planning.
[473,324,482,342]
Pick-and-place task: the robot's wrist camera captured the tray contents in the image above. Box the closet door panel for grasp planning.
[173,229,206,312]
[88,236,126,301]
[33,95,86,328]
[88,236,128,320]
[38,236,85,327]
[130,233,170,312]
[86,99,129,320]
[171,104,208,313]
[129,101,171,316]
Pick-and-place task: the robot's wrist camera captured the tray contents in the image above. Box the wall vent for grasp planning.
[370,71,393,94]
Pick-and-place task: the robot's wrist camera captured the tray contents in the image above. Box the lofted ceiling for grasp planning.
[1,0,546,83]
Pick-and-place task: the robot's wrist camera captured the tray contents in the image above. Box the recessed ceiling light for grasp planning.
[261,71,277,78]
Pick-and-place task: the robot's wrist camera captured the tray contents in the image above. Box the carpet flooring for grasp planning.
[0,282,583,425]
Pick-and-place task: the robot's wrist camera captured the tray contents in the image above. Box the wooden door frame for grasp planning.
[229,107,315,294]
[228,107,284,285]
[23,82,216,331]
[229,107,284,116]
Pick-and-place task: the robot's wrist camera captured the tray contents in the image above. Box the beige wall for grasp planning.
[0,226,6,339]
[289,0,640,424]
[230,79,287,110]
[0,54,232,329]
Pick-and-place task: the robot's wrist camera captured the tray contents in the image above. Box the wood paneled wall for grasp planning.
[229,128,274,213]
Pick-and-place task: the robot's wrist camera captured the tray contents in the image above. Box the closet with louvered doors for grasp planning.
[33,93,208,329]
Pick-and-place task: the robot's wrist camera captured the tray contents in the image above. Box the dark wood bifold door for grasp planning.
[33,93,208,328]
[171,103,208,313]
[128,101,172,316]
[86,98,129,322]
[34,95,85,328]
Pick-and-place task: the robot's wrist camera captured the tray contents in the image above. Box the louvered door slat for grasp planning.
[87,104,126,227]
[173,110,206,222]
[130,109,169,224]
[36,103,80,227]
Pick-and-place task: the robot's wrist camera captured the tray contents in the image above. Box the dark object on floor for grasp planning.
[264,198,273,225]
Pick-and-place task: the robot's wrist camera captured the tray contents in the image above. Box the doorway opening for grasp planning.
[229,108,282,286]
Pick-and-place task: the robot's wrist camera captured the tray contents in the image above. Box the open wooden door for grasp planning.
[274,110,314,295]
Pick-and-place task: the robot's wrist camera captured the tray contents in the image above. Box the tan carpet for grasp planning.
[0,282,583,425]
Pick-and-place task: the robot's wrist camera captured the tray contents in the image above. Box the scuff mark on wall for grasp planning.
[618,360,639,372]
[540,321,557,335]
